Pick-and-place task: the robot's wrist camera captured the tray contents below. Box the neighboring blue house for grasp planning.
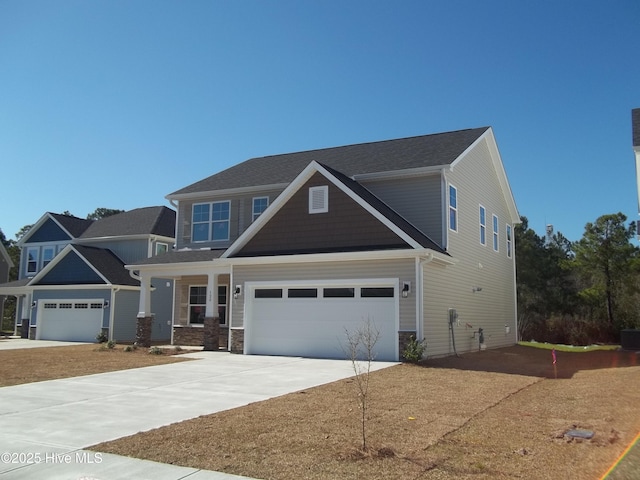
[0,242,14,329]
[0,207,175,343]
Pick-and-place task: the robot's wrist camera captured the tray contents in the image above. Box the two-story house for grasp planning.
[0,207,175,343]
[130,127,519,360]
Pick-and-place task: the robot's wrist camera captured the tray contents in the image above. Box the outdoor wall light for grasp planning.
[402,281,411,298]
[234,285,242,299]
[103,300,110,308]
[472,286,483,293]
[31,301,37,308]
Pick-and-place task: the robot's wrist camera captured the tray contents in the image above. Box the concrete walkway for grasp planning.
[0,346,396,479]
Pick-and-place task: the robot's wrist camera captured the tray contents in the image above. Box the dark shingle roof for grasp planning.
[73,245,140,286]
[80,207,176,239]
[50,213,94,238]
[633,109,640,147]
[170,127,489,196]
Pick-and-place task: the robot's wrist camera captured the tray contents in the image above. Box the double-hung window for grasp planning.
[506,224,513,258]
[26,248,39,275]
[42,246,55,268]
[479,205,486,245]
[189,286,207,324]
[192,201,230,242]
[492,215,499,252]
[252,197,269,222]
[449,185,458,232]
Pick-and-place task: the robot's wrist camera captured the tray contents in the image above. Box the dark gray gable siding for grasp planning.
[80,207,176,239]
[171,127,489,195]
[35,246,139,286]
[26,218,73,243]
[36,251,105,285]
[633,108,640,147]
[234,172,410,257]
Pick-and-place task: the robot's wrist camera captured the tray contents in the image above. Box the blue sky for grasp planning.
[1,0,639,242]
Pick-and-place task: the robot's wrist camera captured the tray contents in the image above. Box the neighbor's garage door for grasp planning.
[37,300,104,342]
[246,282,398,361]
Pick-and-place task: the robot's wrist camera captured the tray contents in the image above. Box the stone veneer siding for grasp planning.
[173,326,229,349]
[230,328,244,354]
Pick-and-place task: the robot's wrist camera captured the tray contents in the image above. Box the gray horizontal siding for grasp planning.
[424,137,517,357]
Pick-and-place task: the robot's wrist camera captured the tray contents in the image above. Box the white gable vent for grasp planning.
[309,185,329,214]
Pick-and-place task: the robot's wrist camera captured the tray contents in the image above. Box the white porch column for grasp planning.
[206,273,218,319]
[136,272,153,347]
[137,273,152,319]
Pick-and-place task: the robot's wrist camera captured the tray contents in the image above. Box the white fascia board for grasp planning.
[165,183,289,203]
[17,213,70,247]
[75,234,157,244]
[222,162,323,258]
[353,165,444,182]
[125,261,232,278]
[451,128,520,224]
[29,284,134,291]
[226,248,455,266]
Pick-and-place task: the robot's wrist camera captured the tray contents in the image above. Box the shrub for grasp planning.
[148,346,163,355]
[124,345,134,352]
[106,340,116,349]
[402,336,426,363]
[95,331,108,343]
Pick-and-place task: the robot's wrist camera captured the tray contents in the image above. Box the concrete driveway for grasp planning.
[0,348,396,479]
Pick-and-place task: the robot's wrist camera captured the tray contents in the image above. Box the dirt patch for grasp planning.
[92,346,640,479]
[0,343,191,386]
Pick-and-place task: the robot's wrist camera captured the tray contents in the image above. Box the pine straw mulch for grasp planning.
[91,346,640,480]
[0,342,191,387]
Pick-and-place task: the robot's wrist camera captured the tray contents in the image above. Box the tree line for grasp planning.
[516,212,639,345]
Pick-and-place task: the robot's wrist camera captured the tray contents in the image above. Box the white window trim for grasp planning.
[188,285,207,325]
[309,185,329,214]
[155,242,169,255]
[492,214,499,252]
[26,247,39,275]
[191,201,231,242]
[448,185,458,232]
[218,284,228,326]
[506,224,513,259]
[252,196,269,222]
[479,205,486,246]
[42,246,55,268]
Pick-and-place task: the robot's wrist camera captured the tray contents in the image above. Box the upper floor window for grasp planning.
[252,197,269,222]
[492,214,499,252]
[26,247,39,274]
[156,242,168,255]
[479,205,486,245]
[506,224,513,258]
[42,246,55,268]
[448,185,458,232]
[192,201,230,242]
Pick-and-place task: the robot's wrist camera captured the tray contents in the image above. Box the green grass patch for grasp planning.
[518,341,620,353]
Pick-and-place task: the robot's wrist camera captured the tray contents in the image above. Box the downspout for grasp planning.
[416,252,434,342]
[109,287,120,341]
[512,229,519,342]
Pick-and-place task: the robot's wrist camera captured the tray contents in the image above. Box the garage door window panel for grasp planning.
[255,288,283,298]
[288,288,318,298]
[361,287,395,298]
[323,287,355,298]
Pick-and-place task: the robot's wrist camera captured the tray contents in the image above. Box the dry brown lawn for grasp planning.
[90,346,640,480]
[0,341,190,386]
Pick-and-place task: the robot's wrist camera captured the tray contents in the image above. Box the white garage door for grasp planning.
[37,300,104,342]
[245,282,398,361]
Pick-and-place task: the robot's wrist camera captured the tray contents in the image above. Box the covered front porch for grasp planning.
[129,250,233,350]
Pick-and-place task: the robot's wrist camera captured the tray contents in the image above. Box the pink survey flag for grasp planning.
[552,349,557,365]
